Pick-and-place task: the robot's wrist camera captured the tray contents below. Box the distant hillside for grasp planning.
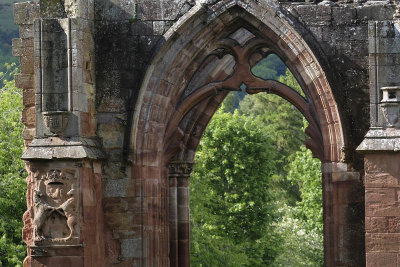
[0,0,27,75]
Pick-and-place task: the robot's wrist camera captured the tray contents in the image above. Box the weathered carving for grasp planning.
[168,161,194,177]
[64,0,78,17]
[33,168,79,245]
[380,86,400,129]
[43,111,69,135]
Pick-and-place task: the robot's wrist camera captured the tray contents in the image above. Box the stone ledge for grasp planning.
[31,244,83,257]
[357,129,400,152]
[22,137,106,160]
[332,171,360,182]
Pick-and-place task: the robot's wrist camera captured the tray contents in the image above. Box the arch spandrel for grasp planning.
[132,0,346,163]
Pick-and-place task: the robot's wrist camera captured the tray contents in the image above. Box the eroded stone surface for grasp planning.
[13,0,400,266]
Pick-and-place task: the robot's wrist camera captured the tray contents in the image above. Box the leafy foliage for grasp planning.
[191,58,324,266]
[238,69,306,205]
[272,146,323,266]
[191,110,281,266]
[0,63,26,266]
[251,54,286,80]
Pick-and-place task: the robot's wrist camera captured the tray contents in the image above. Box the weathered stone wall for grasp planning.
[13,0,400,266]
[93,3,395,265]
[292,3,394,163]
[13,1,39,146]
[364,154,400,266]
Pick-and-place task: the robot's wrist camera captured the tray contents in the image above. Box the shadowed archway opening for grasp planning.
[189,52,324,266]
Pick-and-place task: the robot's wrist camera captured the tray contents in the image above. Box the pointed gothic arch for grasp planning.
[129,1,354,266]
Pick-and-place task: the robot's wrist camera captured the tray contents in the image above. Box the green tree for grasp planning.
[251,54,286,80]
[239,69,305,156]
[191,110,281,266]
[272,146,323,266]
[238,70,306,204]
[0,63,27,266]
[191,57,324,267]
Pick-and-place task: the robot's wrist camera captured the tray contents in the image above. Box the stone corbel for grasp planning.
[380,86,400,129]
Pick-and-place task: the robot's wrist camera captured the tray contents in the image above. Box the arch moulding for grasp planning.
[130,1,361,266]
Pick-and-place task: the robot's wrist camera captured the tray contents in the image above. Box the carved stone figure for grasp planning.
[59,186,77,239]
[33,168,79,244]
[33,184,52,241]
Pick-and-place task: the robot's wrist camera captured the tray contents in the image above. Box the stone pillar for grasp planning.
[322,163,364,267]
[168,169,179,267]
[359,132,400,266]
[168,161,193,267]
[358,19,400,267]
[14,0,106,266]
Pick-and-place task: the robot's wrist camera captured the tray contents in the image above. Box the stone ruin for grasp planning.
[11,0,400,266]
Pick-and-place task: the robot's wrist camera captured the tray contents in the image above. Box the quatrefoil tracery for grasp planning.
[165,36,324,160]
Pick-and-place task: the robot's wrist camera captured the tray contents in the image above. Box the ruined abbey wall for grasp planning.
[12,0,400,266]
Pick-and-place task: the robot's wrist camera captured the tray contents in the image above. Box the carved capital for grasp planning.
[168,161,194,178]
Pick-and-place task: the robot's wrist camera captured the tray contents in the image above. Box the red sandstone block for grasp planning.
[365,154,400,175]
[112,226,143,239]
[366,202,400,217]
[145,133,162,150]
[366,233,400,252]
[14,2,39,25]
[366,217,389,233]
[19,24,34,39]
[127,179,144,198]
[365,173,400,188]
[22,89,35,107]
[112,259,134,266]
[138,151,162,166]
[21,106,35,127]
[22,126,35,141]
[104,212,134,228]
[31,256,83,267]
[366,216,400,234]
[20,55,34,74]
[366,253,397,267]
[104,198,128,213]
[80,112,95,136]
[82,221,97,244]
[12,39,34,57]
[15,74,34,89]
[387,217,400,233]
[132,165,161,179]
[366,188,396,204]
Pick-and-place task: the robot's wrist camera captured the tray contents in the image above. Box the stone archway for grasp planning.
[131,1,361,266]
